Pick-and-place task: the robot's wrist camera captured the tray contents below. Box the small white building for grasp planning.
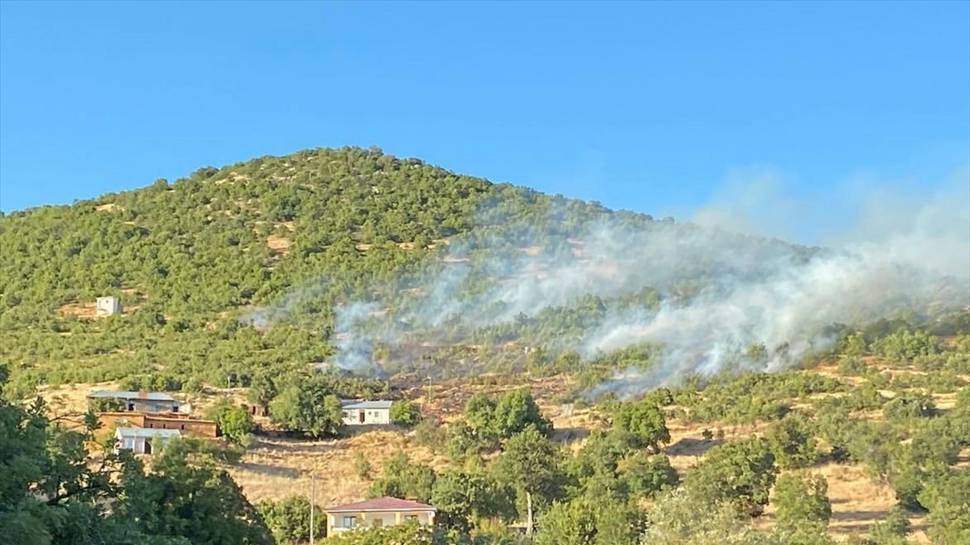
[96,296,122,316]
[341,400,392,426]
[115,427,180,455]
[325,497,436,534]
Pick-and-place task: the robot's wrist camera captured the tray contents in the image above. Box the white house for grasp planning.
[115,427,180,455]
[325,497,436,534]
[96,296,122,316]
[340,400,392,426]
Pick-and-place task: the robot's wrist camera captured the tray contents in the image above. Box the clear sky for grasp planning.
[1,1,968,242]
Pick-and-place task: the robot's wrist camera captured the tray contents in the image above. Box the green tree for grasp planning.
[764,413,818,470]
[492,427,566,534]
[256,495,325,545]
[389,399,421,427]
[207,399,255,444]
[610,399,670,451]
[269,375,344,437]
[369,452,436,502]
[683,438,778,516]
[772,473,831,532]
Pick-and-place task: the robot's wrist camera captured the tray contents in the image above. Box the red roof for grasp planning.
[325,496,436,513]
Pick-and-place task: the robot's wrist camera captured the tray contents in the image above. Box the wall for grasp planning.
[327,510,434,534]
[341,408,391,426]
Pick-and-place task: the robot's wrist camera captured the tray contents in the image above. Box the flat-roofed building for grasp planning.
[340,400,393,426]
[114,427,180,455]
[87,390,182,413]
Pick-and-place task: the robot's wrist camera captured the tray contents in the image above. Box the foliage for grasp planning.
[256,495,325,545]
[772,473,831,532]
[683,438,778,516]
[268,372,345,437]
[872,330,938,362]
[609,398,670,451]
[0,365,272,544]
[369,452,437,502]
[764,413,819,470]
[321,521,445,545]
[207,399,255,444]
[534,496,644,545]
[389,399,421,427]
[492,427,566,523]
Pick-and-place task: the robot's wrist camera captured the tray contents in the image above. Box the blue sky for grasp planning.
[1,1,968,242]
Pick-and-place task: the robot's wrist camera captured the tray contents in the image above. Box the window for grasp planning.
[342,516,356,528]
[371,518,383,528]
[405,515,419,521]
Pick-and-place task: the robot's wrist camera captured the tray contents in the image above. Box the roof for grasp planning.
[114,427,181,439]
[88,390,176,402]
[340,399,393,410]
[325,497,436,513]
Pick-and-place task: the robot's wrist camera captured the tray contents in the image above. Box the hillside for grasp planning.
[0,146,829,396]
[3,148,969,545]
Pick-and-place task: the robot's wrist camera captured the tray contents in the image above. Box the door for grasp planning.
[144,439,152,455]
[359,410,365,424]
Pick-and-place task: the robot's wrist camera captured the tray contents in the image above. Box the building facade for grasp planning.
[324,497,436,534]
[96,296,122,316]
[115,427,180,455]
[87,390,182,413]
[340,400,392,426]
[98,412,219,438]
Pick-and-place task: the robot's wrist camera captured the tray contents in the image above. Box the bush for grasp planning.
[683,438,777,516]
[256,495,325,545]
[207,400,255,445]
[390,400,421,427]
[773,473,831,532]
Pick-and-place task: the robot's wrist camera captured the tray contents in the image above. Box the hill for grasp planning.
[1,147,966,398]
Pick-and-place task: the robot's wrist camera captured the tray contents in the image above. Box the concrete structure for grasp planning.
[115,427,180,455]
[97,412,219,438]
[87,390,182,413]
[340,399,392,426]
[96,296,122,316]
[325,497,436,534]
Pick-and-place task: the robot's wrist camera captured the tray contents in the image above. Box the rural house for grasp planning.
[340,399,392,426]
[87,390,183,413]
[114,427,180,455]
[324,497,436,534]
[97,412,219,438]
[95,296,122,316]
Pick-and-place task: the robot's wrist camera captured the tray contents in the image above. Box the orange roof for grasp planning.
[325,496,435,513]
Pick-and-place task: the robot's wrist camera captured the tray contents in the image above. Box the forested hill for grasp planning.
[0,146,911,397]
[0,147,624,391]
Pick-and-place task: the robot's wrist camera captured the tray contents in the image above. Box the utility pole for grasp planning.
[309,473,315,545]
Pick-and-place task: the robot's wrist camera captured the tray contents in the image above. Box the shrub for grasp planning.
[773,473,831,532]
[390,399,421,427]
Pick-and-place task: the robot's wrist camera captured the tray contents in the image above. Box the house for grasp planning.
[115,427,180,455]
[324,497,436,534]
[97,412,219,438]
[96,296,122,316]
[340,399,392,426]
[87,390,182,413]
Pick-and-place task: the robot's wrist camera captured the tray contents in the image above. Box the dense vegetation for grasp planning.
[1,148,968,544]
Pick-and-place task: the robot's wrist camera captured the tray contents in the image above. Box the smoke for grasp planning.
[254,169,969,397]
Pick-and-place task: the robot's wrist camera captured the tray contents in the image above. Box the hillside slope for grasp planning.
[0,147,960,397]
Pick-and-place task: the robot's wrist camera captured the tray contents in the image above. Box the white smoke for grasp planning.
[258,168,970,397]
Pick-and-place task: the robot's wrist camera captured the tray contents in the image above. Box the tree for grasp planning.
[772,473,831,532]
[256,495,325,545]
[207,399,255,445]
[369,452,436,502]
[390,400,421,427]
[492,427,566,534]
[610,399,670,451]
[535,496,643,545]
[917,468,970,545]
[269,375,344,437]
[765,413,818,469]
[683,438,778,516]
[430,470,515,534]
